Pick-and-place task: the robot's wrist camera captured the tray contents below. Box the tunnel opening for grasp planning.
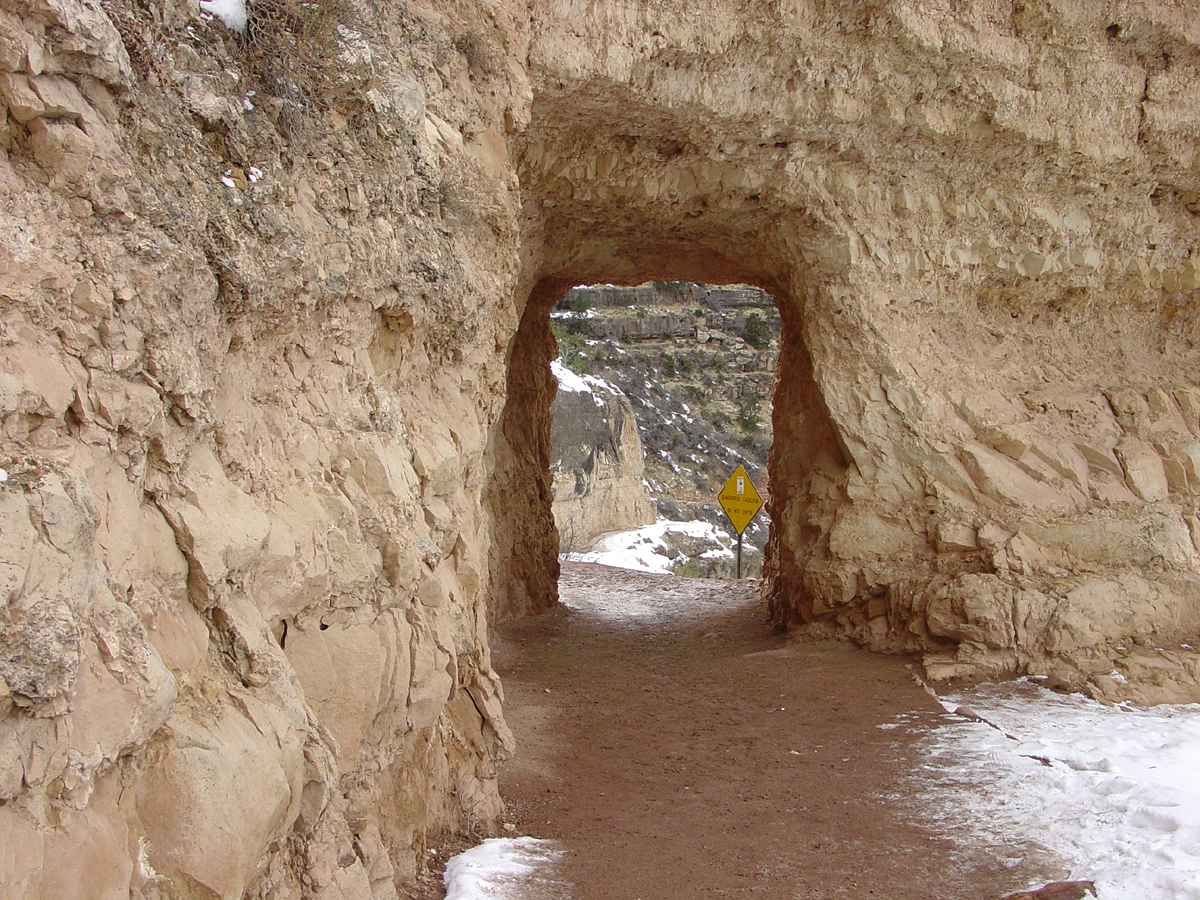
[546,280,777,578]
[483,86,869,635]
[486,256,848,628]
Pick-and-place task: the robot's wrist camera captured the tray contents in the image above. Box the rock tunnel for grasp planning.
[486,93,850,633]
[487,4,1200,696]
[4,0,1200,896]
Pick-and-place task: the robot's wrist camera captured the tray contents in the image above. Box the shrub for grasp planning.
[652,281,688,300]
[737,394,761,432]
[742,312,772,350]
[671,557,704,578]
[556,330,589,374]
[240,0,358,112]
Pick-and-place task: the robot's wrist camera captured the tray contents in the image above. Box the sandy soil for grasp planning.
[475,562,1063,900]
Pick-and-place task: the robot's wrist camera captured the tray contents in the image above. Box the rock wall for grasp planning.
[549,363,655,551]
[1,0,528,896]
[558,281,782,346]
[509,0,1200,701]
[3,0,1200,896]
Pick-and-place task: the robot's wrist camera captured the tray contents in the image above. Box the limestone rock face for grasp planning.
[549,363,655,551]
[2,0,523,895]
[503,0,1200,703]
[4,0,1200,895]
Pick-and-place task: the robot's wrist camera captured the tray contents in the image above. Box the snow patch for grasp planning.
[911,680,1200,899]
[443,838,566,900]
[551,359,623,409]
[564,520,736,574]
[198,0,247,32]
[550,308,596,319]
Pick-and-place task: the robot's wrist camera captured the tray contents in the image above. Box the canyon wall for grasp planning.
[549,363,656,551]
[513,0,1200,702]
[2,0,1200,897]
[1,0,528,896]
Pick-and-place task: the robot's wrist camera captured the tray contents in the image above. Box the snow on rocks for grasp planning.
[910,679,1200,899]
[551,358,622,409]
[443,837,567,900]
[563,519,735,574]
[198,0,247,33]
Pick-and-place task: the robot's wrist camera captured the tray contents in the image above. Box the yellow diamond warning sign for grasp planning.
[718,465,763,536]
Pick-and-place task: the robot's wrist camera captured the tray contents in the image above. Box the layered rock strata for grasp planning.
[558,281,780,344]
[2,0,1200,897]
[2,0,525,896]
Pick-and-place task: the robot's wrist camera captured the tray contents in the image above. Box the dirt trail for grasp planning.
[490,562,1057,900]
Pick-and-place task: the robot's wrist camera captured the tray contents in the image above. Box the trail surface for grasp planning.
[490,562,1057,900]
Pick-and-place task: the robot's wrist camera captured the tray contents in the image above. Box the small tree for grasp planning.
[552,323,589,374]
[742,312,772,350]
[737,394,761,432]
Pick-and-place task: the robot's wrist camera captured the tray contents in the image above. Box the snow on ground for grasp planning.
[442,592,1200,898]
[443,838,568,900]
[910,679,1200,898]
[550,308,597,319]
[562,520,734,574]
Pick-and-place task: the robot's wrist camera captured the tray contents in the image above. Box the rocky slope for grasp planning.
[553,281,778,571]
[3,0,1200,897]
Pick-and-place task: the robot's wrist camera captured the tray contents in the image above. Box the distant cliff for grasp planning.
[552,282,776,564]
[549,361,656,550]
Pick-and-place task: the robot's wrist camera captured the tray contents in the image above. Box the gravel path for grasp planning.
[489,562,1060,900]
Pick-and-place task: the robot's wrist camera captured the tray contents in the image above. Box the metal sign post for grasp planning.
[717,465,763,579]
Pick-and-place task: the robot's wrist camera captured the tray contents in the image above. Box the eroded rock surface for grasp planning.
[2,0,521,895]
[2,0,1200,896]
[549,364,655,552]
[506,0,1200,702]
